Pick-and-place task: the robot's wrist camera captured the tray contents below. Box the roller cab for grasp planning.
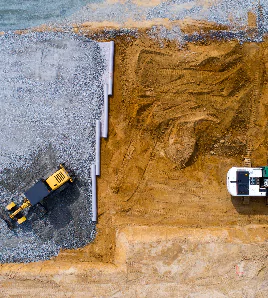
[45,164,73,191]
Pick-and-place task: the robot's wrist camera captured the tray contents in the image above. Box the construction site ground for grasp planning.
[1,26,268,297]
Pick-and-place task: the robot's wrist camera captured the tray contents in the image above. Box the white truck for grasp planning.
[227,166,268,204]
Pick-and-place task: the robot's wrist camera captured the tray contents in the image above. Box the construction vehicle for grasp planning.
[6,164,73,224]
[227,166,268,204]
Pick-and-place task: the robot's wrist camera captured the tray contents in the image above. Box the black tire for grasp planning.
[0,209,15,229]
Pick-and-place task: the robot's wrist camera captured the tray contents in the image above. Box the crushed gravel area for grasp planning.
[63,0,266,44]
[68,0,262,29]
[0,32,107,263]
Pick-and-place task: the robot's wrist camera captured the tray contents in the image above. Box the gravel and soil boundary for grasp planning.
[1,22,268,296]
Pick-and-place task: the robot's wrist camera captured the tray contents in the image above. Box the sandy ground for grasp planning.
[1,23,268,296]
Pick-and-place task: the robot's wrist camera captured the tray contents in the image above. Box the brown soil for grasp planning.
[1,27,268,296]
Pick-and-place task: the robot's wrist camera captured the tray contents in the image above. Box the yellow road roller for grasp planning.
[6,164,73,224]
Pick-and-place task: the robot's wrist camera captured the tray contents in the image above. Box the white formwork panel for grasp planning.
[95,120,101,176]
[101,84,109,138]
[91,41,114,222]
[108,41,114,95]
[91,164,97,223]
[99,42,114,138]
[99,41,114,95]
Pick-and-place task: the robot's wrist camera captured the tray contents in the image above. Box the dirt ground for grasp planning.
[1,24,268,297]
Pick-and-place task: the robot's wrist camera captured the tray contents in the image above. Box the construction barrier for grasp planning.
[108,41,114,95]
[91,42,114,222]
[102,84,109,138]
[95,120,101,176]
[91,164,97,222]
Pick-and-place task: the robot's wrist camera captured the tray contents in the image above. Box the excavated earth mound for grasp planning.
[97,31,268,231]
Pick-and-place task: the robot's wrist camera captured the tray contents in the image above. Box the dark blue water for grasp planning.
[0,0,103,31]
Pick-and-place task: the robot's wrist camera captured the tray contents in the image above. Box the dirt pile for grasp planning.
[96,32,268,231]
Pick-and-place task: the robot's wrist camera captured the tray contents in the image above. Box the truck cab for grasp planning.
[227,166,268,197]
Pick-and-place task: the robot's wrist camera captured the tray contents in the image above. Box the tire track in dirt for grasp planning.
[243,46,263,167]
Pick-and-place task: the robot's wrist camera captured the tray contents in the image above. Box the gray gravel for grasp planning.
[67,0,260,29]
[1,1,267,39]
[0,32,106,263]
[61,0,266,44]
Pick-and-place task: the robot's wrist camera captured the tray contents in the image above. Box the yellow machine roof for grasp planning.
[46,168,70,190]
